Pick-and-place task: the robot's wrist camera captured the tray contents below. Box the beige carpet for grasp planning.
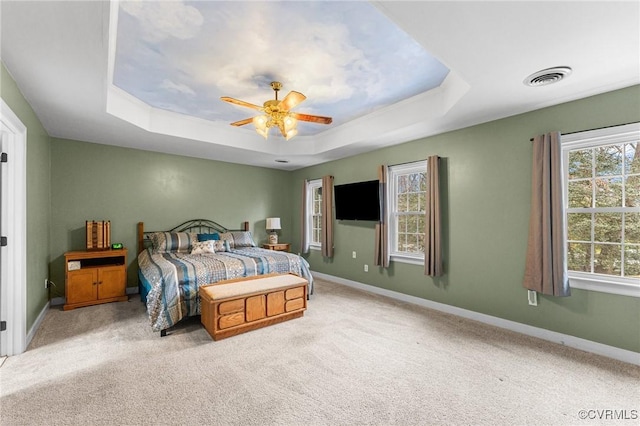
[1,279,638,425]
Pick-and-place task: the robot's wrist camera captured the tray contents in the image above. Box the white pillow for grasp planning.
[190,240,215,255]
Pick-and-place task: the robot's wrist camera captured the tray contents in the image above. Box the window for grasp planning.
[306,179,322,249]
[562,123,640,297]
[388,161,427,264]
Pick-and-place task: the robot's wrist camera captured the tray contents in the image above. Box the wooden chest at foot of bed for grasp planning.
[199,273,308,341]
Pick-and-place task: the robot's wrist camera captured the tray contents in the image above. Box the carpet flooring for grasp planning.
[1,278,638,425]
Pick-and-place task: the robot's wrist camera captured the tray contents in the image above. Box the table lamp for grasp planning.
[266,217,281,244]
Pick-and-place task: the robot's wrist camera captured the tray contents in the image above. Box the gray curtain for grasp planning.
[424,156,443,276]
[374,165,390,267]
[321,175,334,258]
[300,180,310,254]
[523,132,570,297]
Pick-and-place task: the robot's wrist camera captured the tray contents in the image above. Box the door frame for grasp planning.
[0,98,27,356]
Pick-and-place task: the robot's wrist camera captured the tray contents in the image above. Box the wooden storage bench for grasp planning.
[199,273,308,341]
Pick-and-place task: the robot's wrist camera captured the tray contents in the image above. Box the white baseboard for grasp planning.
[312,271,640,366]
[26,300,50,350]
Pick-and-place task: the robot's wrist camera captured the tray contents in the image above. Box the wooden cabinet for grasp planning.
[262,243,290,252]
[64,249,128,311]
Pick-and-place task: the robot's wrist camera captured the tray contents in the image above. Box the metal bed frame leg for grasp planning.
[160,329,167,337]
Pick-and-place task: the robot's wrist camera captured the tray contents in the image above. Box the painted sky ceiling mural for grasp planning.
[113,1,450,135]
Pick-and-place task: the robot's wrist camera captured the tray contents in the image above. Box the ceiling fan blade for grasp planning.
[220,97,262,111]
[279,91,306,111]
[290,112,333,125]
[230,117,254,127]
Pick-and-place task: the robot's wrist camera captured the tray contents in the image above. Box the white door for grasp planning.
[0,99,27,356]
[0,129,7,355]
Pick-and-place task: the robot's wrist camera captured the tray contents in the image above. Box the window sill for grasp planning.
[309,245,321,251]
[569,272,640,298]
[390,254,424,266]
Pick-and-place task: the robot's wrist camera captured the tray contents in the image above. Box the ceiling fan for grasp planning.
[221,81,333,140]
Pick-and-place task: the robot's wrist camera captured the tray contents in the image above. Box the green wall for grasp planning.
[292,85,640,353]
[49,139,293,296]
[0,62,51,331]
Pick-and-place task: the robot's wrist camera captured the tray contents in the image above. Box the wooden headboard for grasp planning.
[137,219,249,254]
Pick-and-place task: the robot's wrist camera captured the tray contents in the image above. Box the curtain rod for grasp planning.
[529,121,639,141]
[307,175,334,182]
[388,158,430,167]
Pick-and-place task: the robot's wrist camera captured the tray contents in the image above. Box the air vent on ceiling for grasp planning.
[524,66,572,87]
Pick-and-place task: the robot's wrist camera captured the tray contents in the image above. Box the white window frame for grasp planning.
[561,123,640,298]
[306,179,322,250]
[387,160,427,265]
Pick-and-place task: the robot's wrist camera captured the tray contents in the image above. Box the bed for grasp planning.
[137,219,313,335]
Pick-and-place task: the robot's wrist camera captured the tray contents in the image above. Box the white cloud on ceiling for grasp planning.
[120,0,203,42]
[159,79,196,96]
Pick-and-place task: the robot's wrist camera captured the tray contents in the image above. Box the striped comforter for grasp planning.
[138,247,313,332]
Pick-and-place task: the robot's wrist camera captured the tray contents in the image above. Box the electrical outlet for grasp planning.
[364,264,368,272]
[528,290,538,306]
[352,251,357,259]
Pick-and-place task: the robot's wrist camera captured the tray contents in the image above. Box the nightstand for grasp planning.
[63,249,128,311]
[262,243,290,252]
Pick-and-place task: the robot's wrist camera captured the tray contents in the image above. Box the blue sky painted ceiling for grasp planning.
[113,1,450,135]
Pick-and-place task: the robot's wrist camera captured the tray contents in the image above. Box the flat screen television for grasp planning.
[334,180,380,221]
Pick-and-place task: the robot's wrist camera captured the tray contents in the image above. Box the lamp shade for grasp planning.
[266,217,281,230]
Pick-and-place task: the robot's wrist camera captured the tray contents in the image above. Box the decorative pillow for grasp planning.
[211,240,228,252]
[198,233,220,241]
[190,240,216,255]
[150,232,197,253]
[219,231,256,249]
[219,232,233,248]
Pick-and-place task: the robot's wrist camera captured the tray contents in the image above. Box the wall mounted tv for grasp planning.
[334,180,381,221]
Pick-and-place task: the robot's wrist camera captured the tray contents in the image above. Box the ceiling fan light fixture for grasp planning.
[284,116,297,132]
[285,128,298,141]
[253,115,268,130]
[256,128,269,139]
[253,115,270,139]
